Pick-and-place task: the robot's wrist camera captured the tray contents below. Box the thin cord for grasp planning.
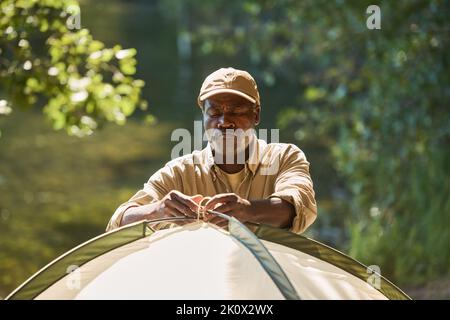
[196,197,211,221]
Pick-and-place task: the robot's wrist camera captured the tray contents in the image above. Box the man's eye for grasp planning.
[208,110,222,117]
[233,109,248,115]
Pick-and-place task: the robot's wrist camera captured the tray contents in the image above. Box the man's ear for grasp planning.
[254,106,261,125]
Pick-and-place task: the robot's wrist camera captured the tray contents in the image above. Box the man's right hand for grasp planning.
[155,190,200,220]
[120,191,200,227]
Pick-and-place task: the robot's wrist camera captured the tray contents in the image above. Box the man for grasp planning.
[106,67,317,233]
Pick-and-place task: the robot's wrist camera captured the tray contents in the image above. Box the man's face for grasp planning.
[203,93,260,160]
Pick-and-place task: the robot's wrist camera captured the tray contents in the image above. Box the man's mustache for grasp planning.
[207,129,256,139]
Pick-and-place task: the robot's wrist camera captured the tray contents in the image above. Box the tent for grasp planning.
[6,212,410,300]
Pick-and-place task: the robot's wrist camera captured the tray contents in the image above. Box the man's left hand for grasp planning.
[203,193,251,228]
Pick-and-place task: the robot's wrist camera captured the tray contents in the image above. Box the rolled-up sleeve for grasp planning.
[268,144,317,234]
[106,164,178,232]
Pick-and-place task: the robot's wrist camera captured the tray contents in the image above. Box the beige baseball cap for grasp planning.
[197,67,260,108]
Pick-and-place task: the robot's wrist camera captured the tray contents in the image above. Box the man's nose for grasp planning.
[217,114,235,130]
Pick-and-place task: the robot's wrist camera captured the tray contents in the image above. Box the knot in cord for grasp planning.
[196,197,211,221]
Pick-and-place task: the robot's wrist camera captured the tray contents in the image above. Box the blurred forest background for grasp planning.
[0,0,449,299]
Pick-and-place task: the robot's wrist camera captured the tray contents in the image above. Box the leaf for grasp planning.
[304,87,326,101]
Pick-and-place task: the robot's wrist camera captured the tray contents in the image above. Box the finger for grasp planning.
[204,209,232,222]
[204,209,231,222]
[171,192,200,213]
[204,194,237,210]
[166,198,196,218]
[207,217,229,229]
[206,215,229,225]
[174,220,191,226]
[205,215,221,224]
[164,206,184,218]
[190,194,204,205]
[211,202,235,214]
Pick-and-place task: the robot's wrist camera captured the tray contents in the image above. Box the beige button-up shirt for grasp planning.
[106,139,317,234]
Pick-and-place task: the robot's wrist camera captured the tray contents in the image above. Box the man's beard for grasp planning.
[205,128,256,165]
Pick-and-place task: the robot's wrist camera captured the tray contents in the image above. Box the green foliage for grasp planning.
[176,0,450,285]
[0,0,147,137]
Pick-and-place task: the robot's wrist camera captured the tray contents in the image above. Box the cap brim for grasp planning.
[199,89,256,105]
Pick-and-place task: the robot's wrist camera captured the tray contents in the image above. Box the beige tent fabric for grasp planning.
[261,240,386,300]
[36,222,386,300]
[37,223,283,300]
